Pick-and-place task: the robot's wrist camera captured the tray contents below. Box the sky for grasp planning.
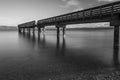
[0,0,119,26]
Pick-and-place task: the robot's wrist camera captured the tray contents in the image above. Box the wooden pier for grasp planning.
[18,1,120,55]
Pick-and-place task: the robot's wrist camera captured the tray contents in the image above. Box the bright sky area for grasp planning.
[0,0,119,26]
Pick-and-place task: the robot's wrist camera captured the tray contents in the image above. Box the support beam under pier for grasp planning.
[18,28,21,33]
[56,25,66,37]
[114,26,119,52]
[56,27,60,37]
[113,26,119,65]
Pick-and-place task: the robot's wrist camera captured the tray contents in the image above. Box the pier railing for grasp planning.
[37,1,120,26]
[18,1,120,28]
[18,21,36,28]
[18,1,120,57]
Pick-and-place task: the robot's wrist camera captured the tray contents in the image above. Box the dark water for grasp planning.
[0,29,119,79]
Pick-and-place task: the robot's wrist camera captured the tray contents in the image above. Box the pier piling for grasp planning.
[18,28,21,33]
[56,27,60,37]
[113,26,119,65]
[114,26,119,54]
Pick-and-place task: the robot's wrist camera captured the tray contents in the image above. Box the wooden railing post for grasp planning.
[83,11,85,20]
[99,7,102,18]
[111,4,114,17]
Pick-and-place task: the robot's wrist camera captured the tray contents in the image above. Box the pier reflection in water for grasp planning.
[56,35,66,57]
[16,29,120,79]
[0,30,120,79]
[113,43,119,66]
[18,30,120,68]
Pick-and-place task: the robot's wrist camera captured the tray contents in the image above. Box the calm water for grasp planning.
[0,29,119,79]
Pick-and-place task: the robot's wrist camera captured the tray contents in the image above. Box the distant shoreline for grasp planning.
[46,27,114,31]
[0,27,114,31]
[0,29,17,31]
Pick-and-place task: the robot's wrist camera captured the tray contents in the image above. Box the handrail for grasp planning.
[18,1,120,28]
[18,21,35,28]
[37,1,120,25]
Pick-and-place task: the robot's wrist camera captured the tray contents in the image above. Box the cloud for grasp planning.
[60,0,83,11]
[73,7,83,12]
[66,0,80,6]
[60,0,80,7]
[60,0,119,12]
[98,0,117,2]
[61,0,68,2]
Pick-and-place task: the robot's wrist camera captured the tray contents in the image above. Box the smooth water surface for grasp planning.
[0,29,119,79]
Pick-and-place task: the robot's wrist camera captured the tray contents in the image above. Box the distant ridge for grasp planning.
[0,26,17,31]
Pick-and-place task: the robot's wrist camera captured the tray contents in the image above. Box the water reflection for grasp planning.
[61,36,66,56]
[18,30,120,69]
[56,36,66,57]
[18,32,36,48]
[19,31,66,57]
[38,32,66,57]
[113,45,119,66]
[38,33,46,46]
[38,33,41,44]
[32,32,36,43]
[42,33,46,46]
[56,36,60,53]
[1,30,120,80]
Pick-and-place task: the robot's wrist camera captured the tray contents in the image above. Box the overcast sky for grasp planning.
[0,0,119,26]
